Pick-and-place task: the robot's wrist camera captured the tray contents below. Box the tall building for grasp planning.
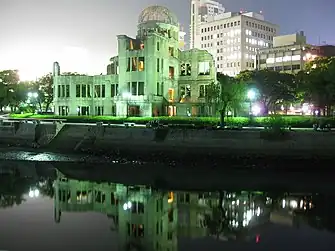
[190,0,225,49]
[53,5,216,117]
[190,0,279,76]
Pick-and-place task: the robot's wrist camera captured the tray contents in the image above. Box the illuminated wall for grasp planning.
[53,5,216,117]
[256,43,318,73]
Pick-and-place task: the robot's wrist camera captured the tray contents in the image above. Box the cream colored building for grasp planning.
[53,5,216,117]
[256,31,319,73]
[190,0,278,76]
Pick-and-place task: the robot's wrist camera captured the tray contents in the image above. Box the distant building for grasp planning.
[190,0,226,49]
[256,31,335,73]
[53,5,216,117]
[190,0,279,76]
[179,30,187,51]
[311,44,335,57]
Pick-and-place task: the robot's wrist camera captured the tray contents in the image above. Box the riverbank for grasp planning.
[1,122,335,160]
[0,147,334,173]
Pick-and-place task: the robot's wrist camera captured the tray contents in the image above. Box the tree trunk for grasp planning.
[220,110,225,127]
[45,103,50,113]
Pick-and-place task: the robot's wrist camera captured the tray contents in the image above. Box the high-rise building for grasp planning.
[190,0,225,49]
[190,0,279,76]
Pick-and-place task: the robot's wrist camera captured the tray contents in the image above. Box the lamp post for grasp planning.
[28,188,40,198]
[27,92,38,113]
[247,89,256,120]
[122,92,131,118]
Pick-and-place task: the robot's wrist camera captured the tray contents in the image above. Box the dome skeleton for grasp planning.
[138,5,178,26]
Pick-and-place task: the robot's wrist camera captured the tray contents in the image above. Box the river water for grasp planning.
[0,160,334,250]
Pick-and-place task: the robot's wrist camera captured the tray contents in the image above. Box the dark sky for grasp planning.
[0,0,334,79]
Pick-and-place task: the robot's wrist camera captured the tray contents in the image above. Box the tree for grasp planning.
[36,73,53,112]
[236,69,296,114]
[301,57,335,116]
[38,178,54,198]
[206,73,247,126]
[0,70,19,85]
[0,174,33,208]
[0,70,27,112]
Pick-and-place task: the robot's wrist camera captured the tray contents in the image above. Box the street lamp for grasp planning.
[123,201,132,211]
[247,89,256,119]
[28,92,38,99]
[27,92,38,113]
[28,188,40,198]
[122,92,131,117]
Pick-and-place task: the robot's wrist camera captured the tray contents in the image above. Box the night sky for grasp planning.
[0,0,334,79]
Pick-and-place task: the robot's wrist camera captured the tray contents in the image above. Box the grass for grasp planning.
[9,113,335,128]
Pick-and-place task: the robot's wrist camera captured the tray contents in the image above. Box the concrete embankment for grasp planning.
[0,121,64,147]
[1,123,335,156]
[45,124,335,156]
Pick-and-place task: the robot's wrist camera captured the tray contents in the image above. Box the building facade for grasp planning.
[190,0,226,49]
[256,32,335,73]
[53,5,216,117]
[256,31,308,73]
[190,0,279,76]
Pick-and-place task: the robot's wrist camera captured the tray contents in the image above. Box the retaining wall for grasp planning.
[0,122,64,146]
[2,123,335,154]
[47,125,93,150]
[43,125,335,155]
[36,123,65,146]
[0,125,15,138]
[15,123,36,141]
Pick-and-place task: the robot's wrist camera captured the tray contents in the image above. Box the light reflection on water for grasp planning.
[1,165,335,250]
[0,150,146,165]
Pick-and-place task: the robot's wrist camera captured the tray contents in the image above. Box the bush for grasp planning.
[260,115,291,141]
[8,114,335,129]
[263,115,288,130]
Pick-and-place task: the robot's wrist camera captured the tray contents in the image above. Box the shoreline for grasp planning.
[0,145,335,172]
[1,123,335,164]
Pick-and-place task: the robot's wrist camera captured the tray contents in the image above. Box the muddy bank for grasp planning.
[0,145,334,173]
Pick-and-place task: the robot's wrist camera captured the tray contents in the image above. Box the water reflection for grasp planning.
[0,164,55,208]
[1,162,335,250]
[52,169,335,249]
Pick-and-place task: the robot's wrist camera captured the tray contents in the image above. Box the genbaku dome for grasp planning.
[52,5,216,117]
